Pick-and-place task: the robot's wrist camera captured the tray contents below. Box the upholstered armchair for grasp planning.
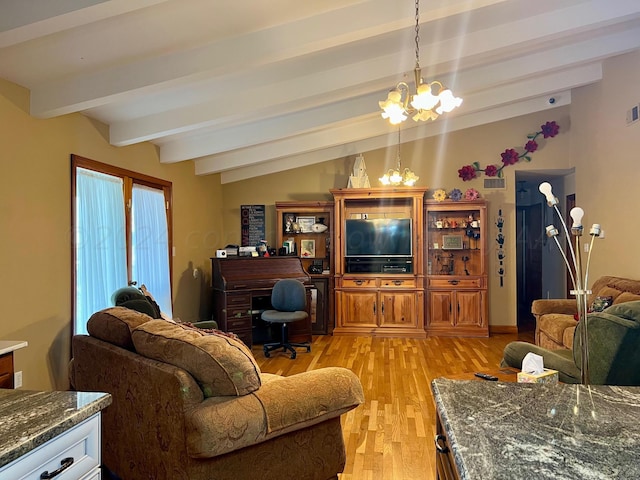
[504,301,640,385]
[69,307,364,480]
[533,276,640,350]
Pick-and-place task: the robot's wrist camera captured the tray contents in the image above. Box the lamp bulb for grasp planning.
[545,225,559,238]
[538,182,558,206]
[570,207,584,228]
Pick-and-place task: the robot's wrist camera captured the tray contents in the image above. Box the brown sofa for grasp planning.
[69,307,364,480]
[533,276,640,350]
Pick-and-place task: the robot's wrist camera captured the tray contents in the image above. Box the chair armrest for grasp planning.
[500,341,580,383]
[256,367,364,434]
[185,367,364,459]
[531,299,577,316]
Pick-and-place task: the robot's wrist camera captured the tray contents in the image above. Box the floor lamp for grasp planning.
[539,182,601,385]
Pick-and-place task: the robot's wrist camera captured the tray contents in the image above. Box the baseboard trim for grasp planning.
[489,325,519,334]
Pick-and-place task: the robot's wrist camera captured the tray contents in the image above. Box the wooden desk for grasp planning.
[211,257,313,347]
[0,341,28,389]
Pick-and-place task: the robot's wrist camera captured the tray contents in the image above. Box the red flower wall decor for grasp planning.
[458,121,560,181]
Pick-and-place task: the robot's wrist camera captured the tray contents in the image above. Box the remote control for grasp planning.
[474,372,498,381]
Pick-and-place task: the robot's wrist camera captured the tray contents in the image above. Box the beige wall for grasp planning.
[571,50,640,279]
[3,49,638,390]
[0,79,223,390]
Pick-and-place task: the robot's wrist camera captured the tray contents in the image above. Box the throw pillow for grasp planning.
[132,320,261,397]
[612,292,640,305]
[604,300,640,322]
[87,306,153,350]
[591,296,613,312]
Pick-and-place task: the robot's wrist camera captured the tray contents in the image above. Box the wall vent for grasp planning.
[484,178,506,190]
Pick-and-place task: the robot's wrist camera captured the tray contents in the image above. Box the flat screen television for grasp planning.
[345,218,412,257]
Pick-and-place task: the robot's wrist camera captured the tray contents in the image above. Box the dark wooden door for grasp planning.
[516,203,543,331]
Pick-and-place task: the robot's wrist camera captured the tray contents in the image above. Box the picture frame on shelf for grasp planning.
[442,234,464,250]
[296,216,315,233]
[300,239,316,258]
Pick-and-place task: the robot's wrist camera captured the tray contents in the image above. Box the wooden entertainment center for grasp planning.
[330,187,488,338]
[331,187,427,338]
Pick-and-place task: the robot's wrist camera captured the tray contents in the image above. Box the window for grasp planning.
[72,155,173,334]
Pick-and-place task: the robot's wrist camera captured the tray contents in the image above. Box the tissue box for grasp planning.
[517,369,559,384]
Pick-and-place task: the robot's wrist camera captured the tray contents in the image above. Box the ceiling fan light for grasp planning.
[411,83,439,111]
[402,169,419,186]
[379,173,392,185]
[389,169,403,184]
[436,89,463,114]
[412,108,439,122]
[379,89,402,108]
[379,89,407,124]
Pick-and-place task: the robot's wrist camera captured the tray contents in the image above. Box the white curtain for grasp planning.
[75,168,127,334]
[132,184,172,317]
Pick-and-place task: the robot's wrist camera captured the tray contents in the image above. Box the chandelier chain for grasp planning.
[397,127,401,169]
[414,0,420,67]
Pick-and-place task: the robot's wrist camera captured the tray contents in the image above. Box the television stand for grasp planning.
[330,187,427,338]
[345,257,412,274]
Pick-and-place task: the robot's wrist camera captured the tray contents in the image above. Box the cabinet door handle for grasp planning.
[355,279,364,286]
[393,280,403,286]
[40,457,74,479]
[434,435,450,454]
[373,302,376,314]
[381,302,384,314]
[448,279,459,285]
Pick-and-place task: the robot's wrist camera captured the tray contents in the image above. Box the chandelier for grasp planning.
[378,0,462,125]
[379,127,419,186]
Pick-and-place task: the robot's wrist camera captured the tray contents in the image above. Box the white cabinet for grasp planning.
[0,414,101,480]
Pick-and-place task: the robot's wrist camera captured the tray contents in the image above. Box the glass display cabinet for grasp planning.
[425,199,488,337]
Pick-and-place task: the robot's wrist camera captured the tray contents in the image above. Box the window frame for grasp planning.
[70,154,173,334]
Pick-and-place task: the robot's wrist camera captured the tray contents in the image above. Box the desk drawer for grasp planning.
[380,278,416,288]
[342,278,376,288]
[0,414,100,480]
[428,278,483,289]
[227,306,251,318]
[227,293,252,306]
[226,317,252,331]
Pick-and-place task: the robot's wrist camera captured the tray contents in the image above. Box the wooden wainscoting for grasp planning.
[253,331,528,480]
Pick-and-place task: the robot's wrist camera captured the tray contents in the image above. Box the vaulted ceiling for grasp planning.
[2,0,639,183]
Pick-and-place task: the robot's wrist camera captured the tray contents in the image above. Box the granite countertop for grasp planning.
[432,378,640,480]
[0,389,112,468]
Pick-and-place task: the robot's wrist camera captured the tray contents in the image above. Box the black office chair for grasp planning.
[261,279,311,359]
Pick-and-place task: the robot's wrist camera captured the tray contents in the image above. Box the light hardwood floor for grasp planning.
[253,331,532,480]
